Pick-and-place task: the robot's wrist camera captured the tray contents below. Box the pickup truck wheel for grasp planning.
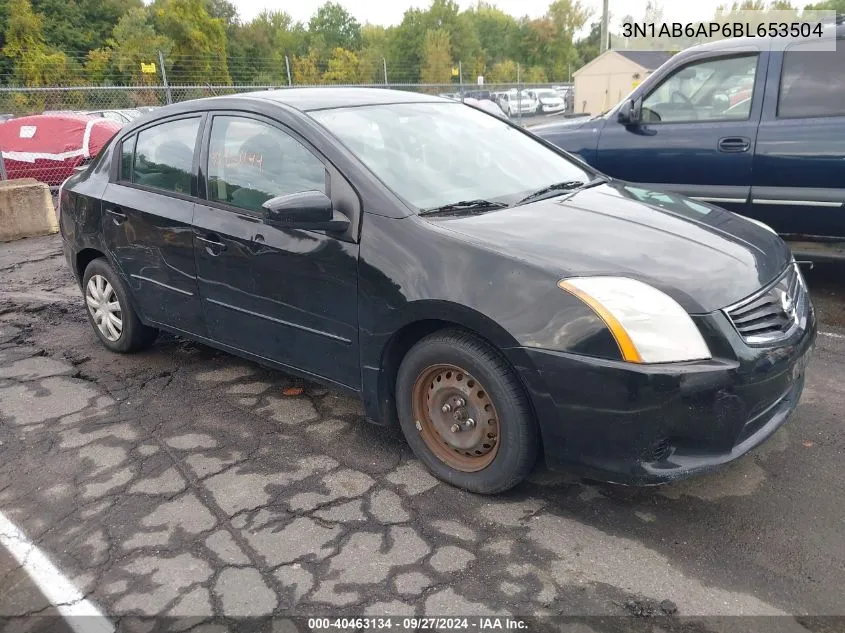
[396,329,539,494]
[82,258,158,353]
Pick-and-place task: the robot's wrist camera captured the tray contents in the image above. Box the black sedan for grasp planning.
[58,88,816,493]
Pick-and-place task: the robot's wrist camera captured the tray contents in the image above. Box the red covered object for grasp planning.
[0,114,122,186]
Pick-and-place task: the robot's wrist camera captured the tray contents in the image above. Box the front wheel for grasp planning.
[82,258,158,353]
[395,330,539,494]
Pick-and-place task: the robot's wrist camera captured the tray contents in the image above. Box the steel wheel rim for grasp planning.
[411,364,500,472]
[85,274,123,342]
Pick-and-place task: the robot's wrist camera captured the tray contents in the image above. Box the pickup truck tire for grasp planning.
[395,329,539,494]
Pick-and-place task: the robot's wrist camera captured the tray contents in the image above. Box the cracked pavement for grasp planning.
[0,235,844,628]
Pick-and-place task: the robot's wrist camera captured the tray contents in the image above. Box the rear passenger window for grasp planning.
[132,117,200,195]
[206,116,327,213]
[778,41,845,119]
[120,136,135,181]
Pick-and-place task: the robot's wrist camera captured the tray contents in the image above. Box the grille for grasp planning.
[725,264,807,344]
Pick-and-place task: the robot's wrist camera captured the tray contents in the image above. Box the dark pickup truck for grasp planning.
[533,26,845,259]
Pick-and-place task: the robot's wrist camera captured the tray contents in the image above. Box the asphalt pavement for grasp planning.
[0,235,843,630]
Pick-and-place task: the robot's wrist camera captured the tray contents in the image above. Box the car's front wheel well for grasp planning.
[75,248,105,280]
[378,319,516,427]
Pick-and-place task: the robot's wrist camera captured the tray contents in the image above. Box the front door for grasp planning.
[101,115,207,335]
[594,51,766,213]
[192,113,360,389]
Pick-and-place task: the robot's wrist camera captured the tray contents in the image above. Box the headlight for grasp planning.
[558,277,711,363]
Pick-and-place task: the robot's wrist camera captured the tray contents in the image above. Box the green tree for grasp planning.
[575,20,602,70]
[230,10,305,84]
[421,28,451,85]
[293,49,320,84]
[204,0,238,28]
[85,47,113,84]
[150,0,231,84]
[322,46,360,83]
[424,0,478,62]
[109,7,173,84]
[359,24,387,83]
[3,0,73,87]
[804,0,845,9]
[487,59,517,83]
[27,0,141,54]
[463,3,521,67]
[546,0,590,81]
[385,8,426,82]
[523,65,547,82]
[308,2,361,52]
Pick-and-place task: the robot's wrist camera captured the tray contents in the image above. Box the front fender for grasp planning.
[357,213,623,425]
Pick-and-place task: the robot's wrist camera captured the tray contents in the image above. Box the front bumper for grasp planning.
[512,308,817,485]
[541,103,566,113]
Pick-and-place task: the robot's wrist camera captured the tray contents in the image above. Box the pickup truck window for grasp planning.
[778,41,845,119]
[641,54,758,123]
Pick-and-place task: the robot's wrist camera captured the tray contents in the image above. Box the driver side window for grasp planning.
[207,116,327,213]
[641,54,758,123]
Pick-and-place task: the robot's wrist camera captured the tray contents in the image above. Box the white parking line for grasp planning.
[0,511,113,633]
[820,331,845,340]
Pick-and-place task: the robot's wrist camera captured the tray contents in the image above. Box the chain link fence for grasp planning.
[0,58,574,190]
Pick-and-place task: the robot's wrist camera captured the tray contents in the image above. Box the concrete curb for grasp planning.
[0,178,58,242]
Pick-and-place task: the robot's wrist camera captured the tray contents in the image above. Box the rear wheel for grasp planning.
[396,329,539,494]
[82,258,157,353]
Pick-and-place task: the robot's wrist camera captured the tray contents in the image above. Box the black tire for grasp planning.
[81,258,158,353]
[395,329,539,494]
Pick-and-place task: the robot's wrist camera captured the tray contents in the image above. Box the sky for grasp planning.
[231,0,815,31]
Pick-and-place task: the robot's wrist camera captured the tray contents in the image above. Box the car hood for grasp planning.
[428,182,791,313]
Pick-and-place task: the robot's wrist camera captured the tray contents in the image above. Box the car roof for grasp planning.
[246,87,447,111]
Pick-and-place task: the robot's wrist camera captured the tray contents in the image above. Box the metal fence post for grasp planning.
[382,58,388,86]
[0,151,7,181]
[285,56,293,86]
[458,60,463,96]
[158,50,172,105]
[517,63,521,123]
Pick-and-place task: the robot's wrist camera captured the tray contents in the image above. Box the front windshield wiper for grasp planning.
[419,199,509,217]
[516,176,608,206]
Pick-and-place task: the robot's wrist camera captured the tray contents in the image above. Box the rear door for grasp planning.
[594,50,766,213]
[101,115,207,335]
[750,39,845,238]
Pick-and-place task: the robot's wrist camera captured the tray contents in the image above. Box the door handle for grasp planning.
[105,208,127,224]
[718,137,751,153]
[197,234,227,254]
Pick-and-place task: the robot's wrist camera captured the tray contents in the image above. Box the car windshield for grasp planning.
[535,90,557,98]
[310,102,591,210]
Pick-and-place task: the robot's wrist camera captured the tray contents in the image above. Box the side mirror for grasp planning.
[618,97,643,125]
[262,191,350,232]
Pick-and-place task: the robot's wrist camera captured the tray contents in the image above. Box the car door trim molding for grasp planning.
[639,183,750,203]
[206,298,352,344]
[130,274,195,296]
[752,199,843,207]
[750,186,844,207]
[691,197,748,204]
